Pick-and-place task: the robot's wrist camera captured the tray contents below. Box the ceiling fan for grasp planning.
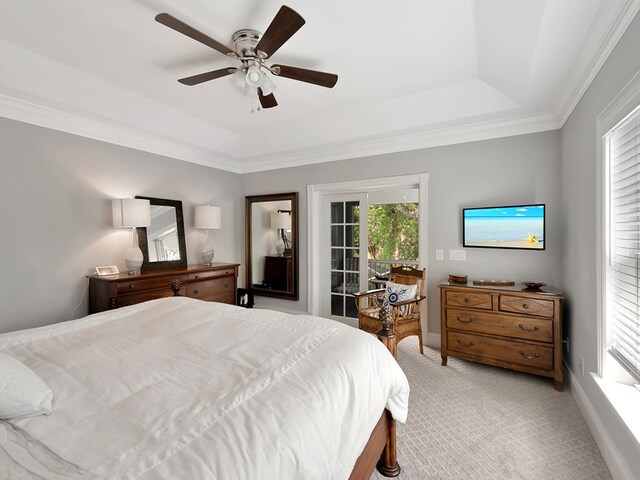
[155,6,338,109]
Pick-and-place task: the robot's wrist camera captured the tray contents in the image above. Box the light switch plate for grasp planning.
[436,249,444,260]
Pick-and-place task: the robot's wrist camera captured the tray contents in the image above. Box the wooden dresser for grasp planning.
[439,282,564,390]
[263,255,292,291]
[89,263,239,314]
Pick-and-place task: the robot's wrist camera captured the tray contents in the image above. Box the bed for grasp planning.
[0,297,409,479]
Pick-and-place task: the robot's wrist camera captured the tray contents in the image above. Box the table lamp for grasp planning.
[112,198,151,274]
[195,205,221,265]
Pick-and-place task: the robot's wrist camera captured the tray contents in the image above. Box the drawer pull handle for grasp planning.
[456,316,472,323]
[522,303,529,309]
[457,340,474,348]
[518,351,540,360]
[195,275,199,279]
[225,283,229,288]
[129,285,135,289]
[193,289,199,294]
[463,298,469,303]
[518,324,539,332]
[224,298,229,303]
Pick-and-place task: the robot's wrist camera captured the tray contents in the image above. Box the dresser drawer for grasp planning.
[445,291,493,310]
[185,277,234,298]
[205,292,235,304]
[188,268,236,281]
[117,275,186,295]
[499,295,554,318]
[446,308,553,343]
[448,331,553,371]
[115,290,175,308]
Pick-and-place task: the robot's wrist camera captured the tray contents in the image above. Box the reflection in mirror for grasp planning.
[147,206,180,261]
[136,196,187,271]
[246,193,298,300]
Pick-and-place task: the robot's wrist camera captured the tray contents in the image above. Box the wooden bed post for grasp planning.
[375,306,401,477]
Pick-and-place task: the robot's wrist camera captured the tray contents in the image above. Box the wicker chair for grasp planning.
[354,266,426,354]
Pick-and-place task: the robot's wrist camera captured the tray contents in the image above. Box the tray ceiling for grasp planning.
[0,0,638,173]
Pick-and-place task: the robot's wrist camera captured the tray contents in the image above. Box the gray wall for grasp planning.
[561,12,640,476]
[0,117,243,333]
[242,130,563,337]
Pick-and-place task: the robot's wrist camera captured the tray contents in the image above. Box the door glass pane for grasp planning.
[346,225,359,247]
[331,272,344,293]
[331,295,344,316]
[345,296,358,318]
[345,248,359,272]
[345,272,359,294]
[331,226,344,247]
[345,202,360,223]
[331,202,344,223]
[331,248,344,271]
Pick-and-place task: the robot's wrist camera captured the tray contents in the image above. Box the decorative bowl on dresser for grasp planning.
[89,263,239,314]
[438,281,564,390]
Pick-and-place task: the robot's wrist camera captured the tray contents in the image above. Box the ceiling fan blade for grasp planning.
[155,13,234,56]
[178,68,236,86]
[258,88,278,108]
[271,64,338,88]
[255,6,305,58]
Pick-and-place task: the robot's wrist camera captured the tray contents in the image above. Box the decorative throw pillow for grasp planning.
[383,281,418,307]
[0,352,53,420]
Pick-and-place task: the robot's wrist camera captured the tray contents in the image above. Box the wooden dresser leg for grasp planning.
[441,354,447,366]
[553,380,563,391]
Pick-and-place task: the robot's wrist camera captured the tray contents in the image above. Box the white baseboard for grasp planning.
[426,331,441,349]
[566,365,637,480]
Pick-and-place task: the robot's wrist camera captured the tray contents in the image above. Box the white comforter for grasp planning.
[0,297,409,479]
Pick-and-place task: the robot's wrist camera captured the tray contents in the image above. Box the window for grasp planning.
[606,105,640,383]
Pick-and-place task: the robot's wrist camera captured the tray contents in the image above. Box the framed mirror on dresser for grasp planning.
[135,196,187,271]
[245,192,299,300]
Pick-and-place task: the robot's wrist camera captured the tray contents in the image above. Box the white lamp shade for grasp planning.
[271,212,290,229]
[112,198,151,228]
[195,205,222,229]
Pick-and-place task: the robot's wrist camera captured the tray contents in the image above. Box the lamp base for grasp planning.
[201,237,215,266]
[125,245,144,275]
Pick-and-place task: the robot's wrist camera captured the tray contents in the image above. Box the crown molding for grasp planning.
[557,0,640,126]
[0,94,242,173]
[238,112,561,173]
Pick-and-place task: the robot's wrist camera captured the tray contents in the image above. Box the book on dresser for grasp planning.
[438,281,564,390]
[89,263,239,313]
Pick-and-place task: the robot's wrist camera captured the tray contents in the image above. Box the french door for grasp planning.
[322,194,368,324]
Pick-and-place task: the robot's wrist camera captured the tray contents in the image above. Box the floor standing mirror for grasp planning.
[245,192,298,300]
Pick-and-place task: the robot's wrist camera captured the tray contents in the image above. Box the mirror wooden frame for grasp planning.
[245,192,299,300]
[136,196,187,271]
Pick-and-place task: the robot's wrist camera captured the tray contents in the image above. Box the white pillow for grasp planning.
[383,281,418,306]
[0,352,52,420]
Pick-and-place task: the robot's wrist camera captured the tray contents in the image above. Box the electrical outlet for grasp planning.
[579,356,584,376]
[449,250,466,261]
[436,249,444,260]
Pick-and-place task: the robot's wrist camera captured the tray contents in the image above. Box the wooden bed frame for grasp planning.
[349,306,401,479]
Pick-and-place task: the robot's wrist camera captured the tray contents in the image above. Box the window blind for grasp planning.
[607,109,640,382]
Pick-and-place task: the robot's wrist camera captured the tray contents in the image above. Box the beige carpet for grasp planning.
[371,337,612,480]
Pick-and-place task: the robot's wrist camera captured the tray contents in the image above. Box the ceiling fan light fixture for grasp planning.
[245,65,264,87]
[260,74,277,96]
[243,84,258,97]
[230,69,246,92]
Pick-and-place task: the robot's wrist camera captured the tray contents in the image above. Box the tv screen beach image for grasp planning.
[463,205,544,249]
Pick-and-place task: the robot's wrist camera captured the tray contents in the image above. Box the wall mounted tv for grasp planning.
[463,204,545,250]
